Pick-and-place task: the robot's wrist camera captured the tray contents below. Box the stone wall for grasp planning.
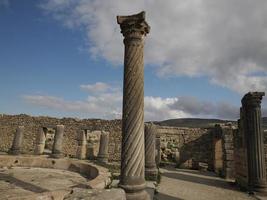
[0,114,235,172]
[156,125,214,169]
[212,124,236,179]
[0,114,122,161]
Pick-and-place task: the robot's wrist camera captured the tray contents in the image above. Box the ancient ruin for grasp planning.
[76,129,87,159]
[144,123,158,180]
[117,11,150,200]
[241,92,267,194]
[51,125,65,158]
[1,8,267,200]
[97,131,109,163]
[9,126,24,155]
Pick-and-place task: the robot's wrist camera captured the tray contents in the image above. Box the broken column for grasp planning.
[87,130,95,160]
[144,123,158,180]
[117,11,150,200]
[34,127,47,155]
[76,129,87,159]
[10,126,24,155]
[51,125,64,158]
[242,92,267,194]
[155,137,161,166]
[97,131,109,163]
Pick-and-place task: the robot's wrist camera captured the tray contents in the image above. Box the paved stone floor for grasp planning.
[154,167,259,200]
[0,167,90,199]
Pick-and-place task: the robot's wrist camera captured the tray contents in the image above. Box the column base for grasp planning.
[145,167,158,181]
[97,155,109,163]
[119,177,148,200]
[254,183,267,196]
[125,190,150,200]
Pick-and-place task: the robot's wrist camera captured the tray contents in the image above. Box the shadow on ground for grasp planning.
[0,172,49,193]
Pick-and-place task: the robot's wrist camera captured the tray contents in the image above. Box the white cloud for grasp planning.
[40,0,267,94]
[144,96,190,121]
[23,82,262,120]
[80,82,111,93]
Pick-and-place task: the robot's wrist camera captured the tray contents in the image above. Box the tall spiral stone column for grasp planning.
[242,92,267,194]
[10,126,24,155]
[117,11,150,200]
[51,125,64,158]
[144,123,158,180]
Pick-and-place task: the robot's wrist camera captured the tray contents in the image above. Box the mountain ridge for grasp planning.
[156,117,267,129]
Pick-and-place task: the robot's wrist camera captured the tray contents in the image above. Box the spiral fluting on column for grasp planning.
[117,11,150,200]
[144,123,158,180]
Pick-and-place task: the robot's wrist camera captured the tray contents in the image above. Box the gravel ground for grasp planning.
[154,167,259,200]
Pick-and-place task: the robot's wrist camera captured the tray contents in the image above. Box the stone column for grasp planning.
[34,127,47,155]
[97,131,109,163]
[242,92,267,194]
[10,126,24,155]
[117,11,150,200]
[155,137,161,167]
[76,129,87,159]
[87,130,95,160]
[144,123,157,180]
[51,125,64,158]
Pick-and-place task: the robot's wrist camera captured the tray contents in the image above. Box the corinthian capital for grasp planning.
[242,92,265,108]
[117,11,150,39]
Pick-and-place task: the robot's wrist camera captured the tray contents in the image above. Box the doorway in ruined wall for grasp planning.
[213,138,223,176]
[43,127,55,154]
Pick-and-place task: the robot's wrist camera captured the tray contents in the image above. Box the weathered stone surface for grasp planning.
[241,92,267,194]
[117,11,150,200]
[9,126,24,155]
[97,131,109,163]
[51,125,64,158]
[34,127,47,155]
[155,137,161,166]
[64,188,126,200]
[76,129,87,159]
[144,123,158,180]
[0,114,122,161]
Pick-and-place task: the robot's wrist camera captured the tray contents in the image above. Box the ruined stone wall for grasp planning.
[0,114,122,161]
[0,114,229,168]
[156,126,214,169]
[212,125,235,179]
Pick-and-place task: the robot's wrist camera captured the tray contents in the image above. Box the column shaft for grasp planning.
[117,11,150,200]
[51,125,64,158]
[10,126,24,155]
[145,123,157,180]
[155,137,161,167]
[242,92,267,194]
[34,127,46,155]
[97,131,109,163]
[76,129,87,159]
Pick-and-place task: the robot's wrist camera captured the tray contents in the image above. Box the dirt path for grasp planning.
[154,167,258,200]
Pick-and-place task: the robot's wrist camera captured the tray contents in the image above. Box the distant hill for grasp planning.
[155,118,236,128]
[155,117,267,129]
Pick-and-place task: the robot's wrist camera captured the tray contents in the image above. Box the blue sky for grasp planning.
[0,0,266,121]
